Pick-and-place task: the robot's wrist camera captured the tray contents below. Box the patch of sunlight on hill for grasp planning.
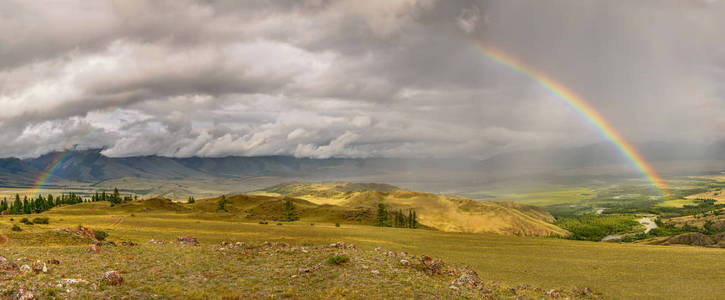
[260,182,569,237]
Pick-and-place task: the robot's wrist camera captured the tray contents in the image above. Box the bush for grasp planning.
[11,224,21,232]
[327,254,350,265]
[32,217,49,224]
[258,221,268,225]
[335,223,340,227]
[276,223,282,226]
[20,217,29,224]
[94,230,108,241]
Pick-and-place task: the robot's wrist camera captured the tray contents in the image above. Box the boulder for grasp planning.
[19,264,31,273]
[101,270,124,285]
[177,236,199,246]
[452,270,484,289]
[12,288,34,300]
[88,244,100,254]
[31,260,47,273]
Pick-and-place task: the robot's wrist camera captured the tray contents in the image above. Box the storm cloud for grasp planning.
[1,0,723,159]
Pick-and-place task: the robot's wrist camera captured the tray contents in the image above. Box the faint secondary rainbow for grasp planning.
[475,42,667,194]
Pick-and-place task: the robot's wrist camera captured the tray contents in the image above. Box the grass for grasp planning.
[657,199,697,208]
[554,214,643,241]
[0,201,723,298]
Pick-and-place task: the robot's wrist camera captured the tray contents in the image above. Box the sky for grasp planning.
[0,0,723,159]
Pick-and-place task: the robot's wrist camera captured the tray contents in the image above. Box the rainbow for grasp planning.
[29,120,96,198]
[475,42,667,195]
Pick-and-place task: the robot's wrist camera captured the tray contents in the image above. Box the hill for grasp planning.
[255,182,568,236]
[4,202,725,298]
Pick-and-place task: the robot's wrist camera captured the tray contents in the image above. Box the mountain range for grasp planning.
[0,141,723,188]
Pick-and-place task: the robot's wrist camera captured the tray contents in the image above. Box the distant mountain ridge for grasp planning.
[0,141,722,187]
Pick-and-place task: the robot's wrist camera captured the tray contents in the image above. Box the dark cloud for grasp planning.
[0,0,723,159]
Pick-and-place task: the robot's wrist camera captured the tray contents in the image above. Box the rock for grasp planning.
[101,270,124,285]
[374,247,382,252]
[59,278,89,286]
[88,244,100,254]
[298,263,322,274]
[31,260,47,273]
[19,264,31,273]
[452,270,484,289]
[346,244,355,249]
[399,259,410,266]
[177,236,199,246]
[420,255,444,274]
[370,269,380,275]
[449,285,459,290]
[12,288,34,300]
[148,239,166,245]
[47,259,61,265]
[328,241,344,248]
[546,289,560,297]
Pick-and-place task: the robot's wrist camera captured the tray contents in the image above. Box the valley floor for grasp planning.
[0,204,724,299]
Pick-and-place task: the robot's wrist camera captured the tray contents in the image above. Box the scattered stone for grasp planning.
[399,259,410,266]
[374,247,382,252]
[101,270,124,285]
[148,239,167,245]
[420,255,444,274]
[31,260,47,273]
[370,269,380,275]
[449,285,459,291]
[546,289,560,297]
[298,263,322,274]
[19,264,31,273]
[12,287,34,300]
[328,241,345,248]
[59,278,89,286]
[177,236,200,246]
[47,259,61,265]
[346,244,355,249]
[452,269,484,289]
[87,244,100,254]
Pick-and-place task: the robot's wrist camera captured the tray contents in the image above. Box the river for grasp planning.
[601,216,657,241]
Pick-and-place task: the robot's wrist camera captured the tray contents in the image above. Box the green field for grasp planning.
[1,201,724,299]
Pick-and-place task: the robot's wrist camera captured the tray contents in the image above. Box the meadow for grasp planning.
[1,201,724,299]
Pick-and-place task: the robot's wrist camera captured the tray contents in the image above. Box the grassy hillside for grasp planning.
[255,182,568,236]
[1,201,724,298]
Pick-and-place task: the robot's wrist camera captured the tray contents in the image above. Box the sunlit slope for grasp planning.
[257,182,569,236]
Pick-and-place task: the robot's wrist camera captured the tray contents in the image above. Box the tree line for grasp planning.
[376,203,417,228]
[0,187,134,214]
[0,193,84,215]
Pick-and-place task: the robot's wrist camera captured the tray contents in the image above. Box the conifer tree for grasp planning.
[282,198,299,221]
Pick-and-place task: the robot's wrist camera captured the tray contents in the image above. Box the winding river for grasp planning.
[601,216,657,241]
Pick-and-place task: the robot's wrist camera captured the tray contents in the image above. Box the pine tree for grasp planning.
[411,210,417,229]
[22,196,30,214]
[188,196,195,204]
[11,194,22,215]
[217,195,228,211]
[376,203,389,227]
[282,198,299,221]
[0,198,7,213]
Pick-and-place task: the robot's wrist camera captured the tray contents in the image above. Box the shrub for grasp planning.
[20,217,29,224]
[258,221,268,225]
[94,230,108,241]
[11,224,21,232]
[327,254,350,265]
[32,217,49,224]
[335,223,340,227]
[276,223,282,226]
